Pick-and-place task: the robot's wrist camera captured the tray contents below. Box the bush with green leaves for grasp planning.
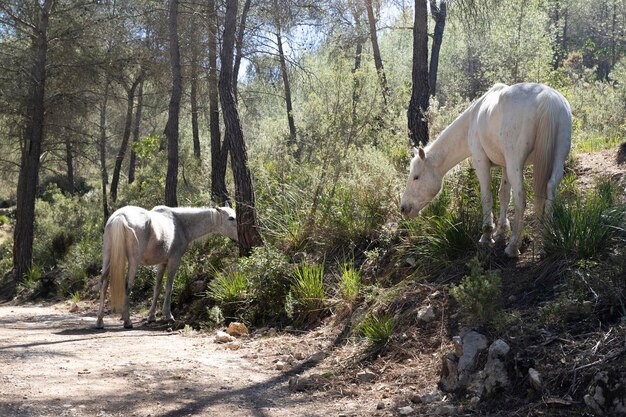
[207,268,249,321]
[542,178,624,260]
[450,256,502,325]
[287,261,326,326]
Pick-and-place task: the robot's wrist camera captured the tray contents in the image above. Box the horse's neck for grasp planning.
[427,107,473,174]
[176,209,217,241]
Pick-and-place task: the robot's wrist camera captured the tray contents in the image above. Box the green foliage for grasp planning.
[338,261,361,303]
[0,215,8,225]
[207,269,249,320]
[358,313,395,353]
[287,261,326,325]
[18,265,42,292]
[542,178,625,260]
[450,257,502,325]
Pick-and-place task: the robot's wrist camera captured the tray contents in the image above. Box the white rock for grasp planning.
[275,361,287,370]
[215,331,235,343]
[398,405,414,415]
[417,305,436,322]
[226,322,248,337]
[356,369,377,383]
[528,368,542,391]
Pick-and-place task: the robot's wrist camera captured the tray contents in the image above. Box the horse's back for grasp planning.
[473,83,571,166]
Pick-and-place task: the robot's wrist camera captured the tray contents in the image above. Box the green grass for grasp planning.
[542,178,624,260]
[288,262,326,325]
[207,269,249,305]
[358,313,395,353]
[338,262,361,303]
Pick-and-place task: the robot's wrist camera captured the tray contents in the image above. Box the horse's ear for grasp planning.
[216,207,224,213]
[418,147,426,160]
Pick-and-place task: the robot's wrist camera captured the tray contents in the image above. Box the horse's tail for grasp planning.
[533,92,560,217]
[106,216,129,313]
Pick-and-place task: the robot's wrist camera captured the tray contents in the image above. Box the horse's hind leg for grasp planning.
[147,264,166,322]
[472,154,495,245]
[96,271,108,329]
[494,168,511,240]
[504,163,526,258]
[122,260,139,329]
[162,257,182,322]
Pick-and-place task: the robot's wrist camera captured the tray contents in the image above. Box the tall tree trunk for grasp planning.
[233,0,252,103]
[220,0,263,256]
[349,0,365,134]
[208,0,230,205]
[407,0,430,146]
[429,0,446,96]
[407,0,430,147]
[274,10,297,149]
[13,0,54,282]
[190,16,201,159]
[164,0,182,207]
[110,76,141,202]
[64,131,74,193]
[128,79,144,184]
[364,0,389,104]
[99,78,111,223]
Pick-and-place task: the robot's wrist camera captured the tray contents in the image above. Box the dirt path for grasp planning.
[0,303,390,417]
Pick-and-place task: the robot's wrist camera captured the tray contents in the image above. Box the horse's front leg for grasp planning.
[494,168,511,241]
[162,257,182,322]
[472,157,495,246]
[147,264,166,322]
[505,164,526,257]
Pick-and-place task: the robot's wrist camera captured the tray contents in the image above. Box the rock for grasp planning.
[439,353,460,392]
[68,302,79,313]
[483,340,511,394]
[293,351,305,360]
[356,369,377,383]
[470,396,481,405]
[433,404,457,415]
[417,305,436,322]
[406,257,416,267]
[288,374,325,392]
[226,322,248,337]
[457,331,488,385]
[309,351,325,362]
[584,370,626,415]
[528,368,542,391]
[266,328,277,337]
[420,393,441,404]
[275,361,287,370]
[452,336,463,357]
[398,405,414,415]
[224,342,241,350]
[376,402,385,410]
[215,331,235,343]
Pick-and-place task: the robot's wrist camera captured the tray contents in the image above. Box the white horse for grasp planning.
[401,83,572,257]
[96,205,238,329]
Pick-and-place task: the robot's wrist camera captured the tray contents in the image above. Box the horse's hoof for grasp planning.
[147,315,156,323]
[504,246,520,258]
[124,322,133,329]
[479,236,495,246]
[95,319,104,329]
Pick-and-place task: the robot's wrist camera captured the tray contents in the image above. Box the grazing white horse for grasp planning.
[96,205,238,329]
[400,83,572,257]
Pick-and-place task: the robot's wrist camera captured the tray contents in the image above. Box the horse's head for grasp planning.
[400,147,444,219]
[215,206,238,242]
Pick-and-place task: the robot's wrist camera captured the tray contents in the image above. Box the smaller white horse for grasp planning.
[96,205,238,329]
[401,83,572,257]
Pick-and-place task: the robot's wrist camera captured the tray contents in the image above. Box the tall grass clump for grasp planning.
[288,261,326,325]
[207,268,249,321]
[338,261,361,303]
[542,178,624,260]
[358,313,395,355]
[450,256,502,325]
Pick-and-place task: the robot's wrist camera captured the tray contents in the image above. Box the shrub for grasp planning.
[542,179,624,260]
[450,256,502,325]
[207,269,249,321]
[288,261,326,325]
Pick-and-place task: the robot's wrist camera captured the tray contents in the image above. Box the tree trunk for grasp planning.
[429,0,446,96]
[350,1,365,127]
[13,0,54,282]
[128,79,144,184]
[164,0,182,207]
[220,0,263,256]
[190,39,201,159]
[275,18,297,149]
[407,0,430,147]
[110,75,141,202]
[99,78,111,223]
[208,0,230,205]
[64,132,74,193]
[364,0,389,104]
[233,0,252,103]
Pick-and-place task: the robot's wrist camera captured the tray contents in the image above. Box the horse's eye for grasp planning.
[228,216,236,221]
[413,175,419,181]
